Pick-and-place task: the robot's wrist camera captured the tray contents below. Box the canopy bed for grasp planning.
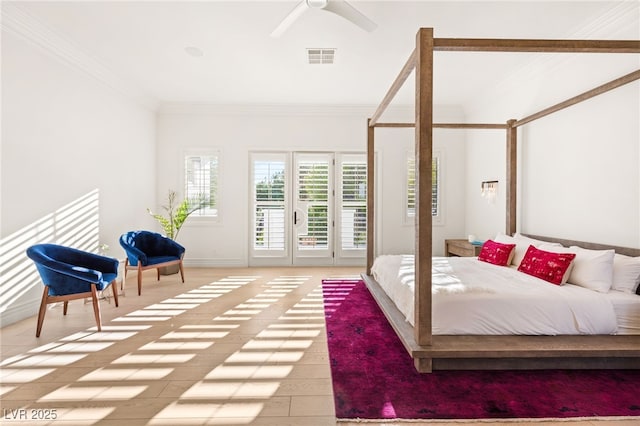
[362,28,640,373]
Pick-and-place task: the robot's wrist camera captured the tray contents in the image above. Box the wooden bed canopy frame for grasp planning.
[362,28,640,373]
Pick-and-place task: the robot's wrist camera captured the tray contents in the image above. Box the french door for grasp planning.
[250,151,367,266]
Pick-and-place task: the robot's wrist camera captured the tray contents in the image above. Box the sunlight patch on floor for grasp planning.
[78,367,174,382]
[111,353,196,364]
[0,271,345,424]
[149,401,263,424]
[39,384,147,401]
[138,341,214,351]
[9,353,87,367]
[0,368,55,383]
[181,380,281,399]
[148,274,319,424]
[205,364,294,380]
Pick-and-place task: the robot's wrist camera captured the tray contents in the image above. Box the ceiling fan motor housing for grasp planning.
[307,0,329,9]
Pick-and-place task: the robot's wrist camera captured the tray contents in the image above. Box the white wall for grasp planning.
[462,3,639,247]
[374,107,467,256]
[464,61,640,247]
[464,129,508,242]
[157,104,467,265]
[1,31,157,326]
[157,106,371,267]
[519,83,639,247]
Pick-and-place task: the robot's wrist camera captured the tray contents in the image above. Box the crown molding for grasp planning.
[157,102,469,123]
[1,3,158,111]
[157,102,414,117]
[579,1,640,39]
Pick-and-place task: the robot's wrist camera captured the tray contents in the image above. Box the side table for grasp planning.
[444,239,482,257]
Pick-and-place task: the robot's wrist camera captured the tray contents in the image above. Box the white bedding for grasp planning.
[606,290,640,334]
[370,255,638,335]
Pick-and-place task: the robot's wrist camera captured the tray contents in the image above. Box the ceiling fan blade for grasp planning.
[323,0,377,32]
[271,1,309,38]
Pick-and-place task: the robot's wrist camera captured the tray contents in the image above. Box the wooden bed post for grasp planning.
[367,119,375,275]
[506,119,517,236]
[414,28,434,349]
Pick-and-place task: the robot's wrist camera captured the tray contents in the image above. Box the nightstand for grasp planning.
[445,239,483,257]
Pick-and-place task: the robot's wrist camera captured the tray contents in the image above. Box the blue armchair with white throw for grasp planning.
[119,230,185,296]
[26,243,119,337]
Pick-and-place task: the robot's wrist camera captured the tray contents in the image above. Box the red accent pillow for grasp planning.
[517,245,576,285]
[478,240,516,266]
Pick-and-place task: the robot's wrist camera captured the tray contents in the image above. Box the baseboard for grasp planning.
[0,297,39,328]
[183,258,246,268]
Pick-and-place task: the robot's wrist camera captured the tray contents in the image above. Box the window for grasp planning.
[185,153,219,217]
[406,152,440,222]
[252,156,287,251]
[296,159,330,248]
[340,157,367,250]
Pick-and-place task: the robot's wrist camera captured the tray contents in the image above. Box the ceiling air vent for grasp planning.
[307,48,336,64]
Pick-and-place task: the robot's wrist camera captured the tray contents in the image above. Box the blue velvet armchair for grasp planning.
[119,230,185,296]
[26,243,119,337]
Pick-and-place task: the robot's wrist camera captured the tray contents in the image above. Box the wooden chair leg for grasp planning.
[157,268,160,281]
[179,261,185,283]
[35,286,49,337]
[121,259,129,291]
[137,264,143,296]
[63,301,69,315]
[90,285,102,332]
[111,280,119,307]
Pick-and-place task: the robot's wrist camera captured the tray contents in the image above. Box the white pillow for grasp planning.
[612,254,640,294]
[568,246,615,293]
[494,233,561,266]
[537,244,614,293]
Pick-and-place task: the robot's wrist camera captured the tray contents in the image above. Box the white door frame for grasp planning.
[249,151,367,267]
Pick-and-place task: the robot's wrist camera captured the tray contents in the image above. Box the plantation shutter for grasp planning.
[296,160,329,249]
[253,157,286,251]
[407,154,439,219]
[185,153,218,217]
[340,159,367,250]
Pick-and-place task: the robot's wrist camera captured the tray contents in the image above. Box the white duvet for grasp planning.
[371,255,619,335]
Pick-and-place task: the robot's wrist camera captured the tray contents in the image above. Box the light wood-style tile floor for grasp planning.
[0,267,637,426]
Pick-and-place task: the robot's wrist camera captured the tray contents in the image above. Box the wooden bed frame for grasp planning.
[363,28,640,373]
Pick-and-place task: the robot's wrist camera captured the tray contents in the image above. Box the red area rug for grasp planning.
[322,279,640,421]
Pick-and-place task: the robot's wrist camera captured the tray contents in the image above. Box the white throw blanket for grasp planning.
[371,255,618,335]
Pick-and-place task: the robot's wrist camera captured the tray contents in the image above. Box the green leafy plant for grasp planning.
[147,190,202,240]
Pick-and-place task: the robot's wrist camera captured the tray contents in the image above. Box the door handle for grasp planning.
[294,211,298,225]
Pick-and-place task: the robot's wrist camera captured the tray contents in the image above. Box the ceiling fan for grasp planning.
[271,0,377,38]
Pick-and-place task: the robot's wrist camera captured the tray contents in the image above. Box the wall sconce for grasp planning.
[481,180,498,203]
